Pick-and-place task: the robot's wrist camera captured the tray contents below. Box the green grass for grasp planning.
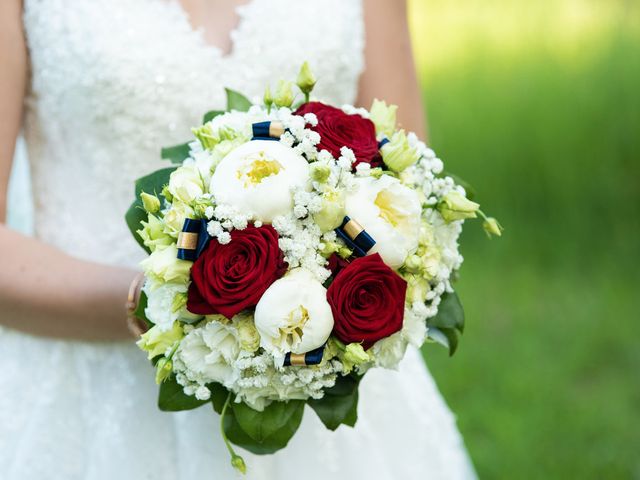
[411,2,640,478]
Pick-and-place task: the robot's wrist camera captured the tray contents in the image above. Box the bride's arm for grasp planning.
[0,1,138,341]
[358,0,427,137]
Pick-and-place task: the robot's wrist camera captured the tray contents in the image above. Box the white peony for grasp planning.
[344,175,421,269]
[209,140,310,222]
[254,268,334,355]
[175,320,241,387]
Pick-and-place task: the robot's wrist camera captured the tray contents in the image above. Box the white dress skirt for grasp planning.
[0,0,476,478]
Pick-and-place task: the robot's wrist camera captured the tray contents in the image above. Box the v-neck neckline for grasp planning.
[171,0,254,60]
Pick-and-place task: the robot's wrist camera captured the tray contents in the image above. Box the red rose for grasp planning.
[327,253,407,349]
[295,102,381,168]
[187,225,287,319]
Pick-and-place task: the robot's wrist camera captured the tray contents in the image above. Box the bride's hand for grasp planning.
[0,223,141,341]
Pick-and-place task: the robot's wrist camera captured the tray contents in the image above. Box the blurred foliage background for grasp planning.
[409,0,640,478]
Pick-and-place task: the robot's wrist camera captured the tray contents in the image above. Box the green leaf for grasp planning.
[225,88,252,112]
[308,374,361,430]
[210,383,229,414]
[428,291,465,333]
[224,400,305,455]
[125,167,177,253]
[158,375,209,412]
[125,201,150,253]
[427,291,465,356]
[161,142,191,165]
[202,110,225,124]
[134,167,177,197]
[133,290,153,330]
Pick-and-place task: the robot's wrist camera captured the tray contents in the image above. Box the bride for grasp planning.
[0,0,476,478]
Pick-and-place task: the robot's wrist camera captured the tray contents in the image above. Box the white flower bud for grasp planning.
[140,192,161,213]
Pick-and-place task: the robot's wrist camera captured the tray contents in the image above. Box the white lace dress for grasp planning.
[1,0,477,478]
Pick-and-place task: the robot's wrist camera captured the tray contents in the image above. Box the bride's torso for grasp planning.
[23,0,364,267]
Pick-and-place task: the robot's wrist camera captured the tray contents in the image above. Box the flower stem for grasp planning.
[477,209,489,221]
[220,392,247,474]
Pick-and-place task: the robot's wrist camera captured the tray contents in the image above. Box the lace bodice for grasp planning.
[23,0,364,267]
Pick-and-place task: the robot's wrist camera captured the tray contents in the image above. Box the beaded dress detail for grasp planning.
[0,0,476,478]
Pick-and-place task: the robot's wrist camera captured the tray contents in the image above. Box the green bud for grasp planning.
[161,185,173,203]
[192,124,217,150]
[235,314,261,352]
[137,213,173,252]
[231,455,247,474]
[370,99,398,137]
[369,167,384,179]
[403,254,422,273]
[310,163,331,183]
[483,217,503,238]
[155,358,173,384]
[344,343,370,365]
[380,130,420,173]
[263,84,273,108]
[296,61,317,96]
[319,240,340,257]
[313,189,345,232]
[192,124,243,151]
[140,191,161,214]
[437,191,480,223]
[337,246,353,259]
[273,79,295,108]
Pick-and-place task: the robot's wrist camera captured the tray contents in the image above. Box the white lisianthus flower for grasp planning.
[136,321,183,359]
[401,306,428,347]
[162,201,194,238]
[344,175,421,269]
[371,332,408,370]
[140,244,191,287]
[254,268,334,355]
[175,320,241,387]
[168,165,205,204]
[209,140,310,222]
[144,282,188,331]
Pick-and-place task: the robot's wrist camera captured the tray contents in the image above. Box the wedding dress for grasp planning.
[0,1,477,478]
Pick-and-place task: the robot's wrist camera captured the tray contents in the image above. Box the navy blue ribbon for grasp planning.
[378,137,390,149]
[284,345,325,367]
[251,121,285,141]
[335,216,376,257]
[176,218,210,261]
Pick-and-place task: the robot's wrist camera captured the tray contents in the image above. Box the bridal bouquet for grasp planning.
[126,63,501,473]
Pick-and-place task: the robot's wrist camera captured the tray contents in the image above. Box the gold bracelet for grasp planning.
[126,272,148,338]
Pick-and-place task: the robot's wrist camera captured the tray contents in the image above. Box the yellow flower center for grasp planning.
[375,188,404,227]
[237,151,283,187]
[278,305,309,348]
